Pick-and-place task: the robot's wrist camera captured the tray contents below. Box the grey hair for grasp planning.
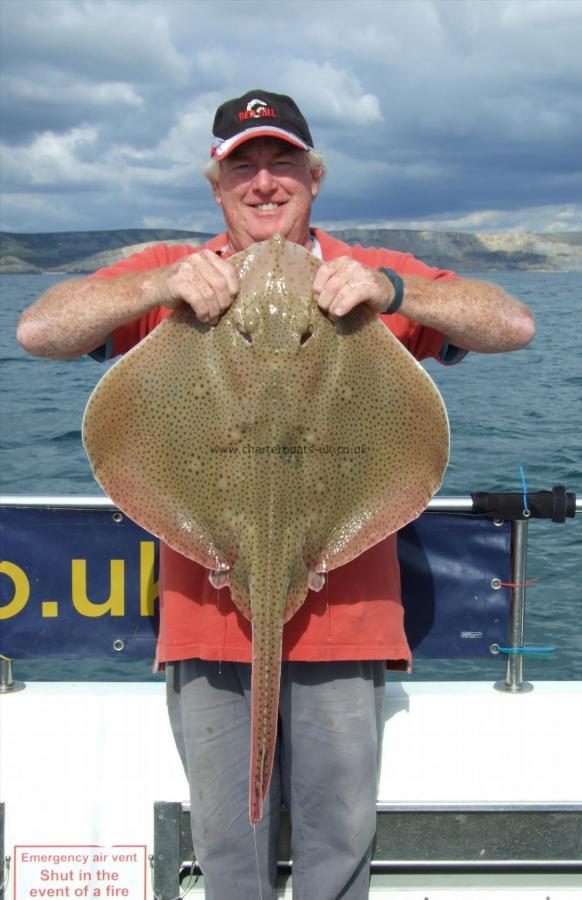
[202,148,326,184]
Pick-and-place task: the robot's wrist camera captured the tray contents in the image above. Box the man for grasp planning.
[18,90,535,899]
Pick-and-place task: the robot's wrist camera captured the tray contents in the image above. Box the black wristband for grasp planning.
[379,268,404,314]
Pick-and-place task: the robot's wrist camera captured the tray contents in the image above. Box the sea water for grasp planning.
[1,271,580,681]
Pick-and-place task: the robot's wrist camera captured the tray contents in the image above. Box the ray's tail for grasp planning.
[249,616,284,825]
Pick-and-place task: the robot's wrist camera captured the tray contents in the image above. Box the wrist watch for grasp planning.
[379,268,404,314]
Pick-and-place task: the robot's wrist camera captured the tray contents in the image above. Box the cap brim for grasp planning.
[211,126,310,159]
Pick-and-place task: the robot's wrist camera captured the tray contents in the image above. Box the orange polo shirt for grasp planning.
[91,228,460,669]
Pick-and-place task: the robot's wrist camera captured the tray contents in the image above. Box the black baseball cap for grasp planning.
[210,89,314,159]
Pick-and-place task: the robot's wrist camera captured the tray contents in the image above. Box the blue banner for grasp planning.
[0,505,512,660]
[399,512,512,657]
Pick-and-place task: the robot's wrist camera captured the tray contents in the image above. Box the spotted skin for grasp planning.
[82,234,449,824]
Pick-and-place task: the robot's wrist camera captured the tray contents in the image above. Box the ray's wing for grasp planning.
[82,304,255,586]
[300,307,449,573]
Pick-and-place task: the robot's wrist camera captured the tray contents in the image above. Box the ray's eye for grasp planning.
[237,325,253,344]
[300,329,313,346]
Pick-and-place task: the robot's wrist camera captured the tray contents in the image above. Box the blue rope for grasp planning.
[496,645,556,655]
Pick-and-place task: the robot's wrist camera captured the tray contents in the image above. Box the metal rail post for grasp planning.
[495,516,533,693]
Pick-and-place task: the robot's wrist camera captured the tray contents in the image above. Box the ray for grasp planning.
[82,234,449,824]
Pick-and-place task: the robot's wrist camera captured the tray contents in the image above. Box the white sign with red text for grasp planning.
[14,846,146,900]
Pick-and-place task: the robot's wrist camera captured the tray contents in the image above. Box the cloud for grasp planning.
[4,76,142,110]
[0,0,190,148]
[1,127,106,191]
[155,96,224,167]
[283,60,383,128]
[1,0,189,84]
[316,202,582,234]
[1,0,581,234]
[2,74,144,144]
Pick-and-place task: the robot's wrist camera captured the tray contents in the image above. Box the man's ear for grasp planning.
[211,181,222,206]
[310,167,324,201]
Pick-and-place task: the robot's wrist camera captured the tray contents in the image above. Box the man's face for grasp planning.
[211,138,322,252]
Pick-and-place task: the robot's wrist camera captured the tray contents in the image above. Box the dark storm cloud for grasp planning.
[1,0,581,233]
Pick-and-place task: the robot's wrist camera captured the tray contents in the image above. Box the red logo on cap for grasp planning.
[238,98,277,121]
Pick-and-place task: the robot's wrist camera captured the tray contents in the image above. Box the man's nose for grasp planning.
[252,166,277,192]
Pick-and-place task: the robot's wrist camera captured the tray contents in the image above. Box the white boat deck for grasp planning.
[2,679,581,897]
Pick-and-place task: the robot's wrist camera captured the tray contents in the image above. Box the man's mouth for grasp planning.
[254,203,282,212]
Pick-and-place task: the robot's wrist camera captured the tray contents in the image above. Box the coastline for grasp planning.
[2,227,581,274]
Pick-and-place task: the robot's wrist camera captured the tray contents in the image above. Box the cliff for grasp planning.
[0,229,212,273]
[1,228,580,273]
[330,229,582,272]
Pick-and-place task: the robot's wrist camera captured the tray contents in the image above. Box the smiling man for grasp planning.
[17,89,535,900]
[209,93,321,248]
[212,138,319,246]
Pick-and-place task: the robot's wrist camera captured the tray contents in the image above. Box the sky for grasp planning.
[1,0,581,235]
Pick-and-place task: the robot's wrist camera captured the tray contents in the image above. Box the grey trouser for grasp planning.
[166,659,386,900]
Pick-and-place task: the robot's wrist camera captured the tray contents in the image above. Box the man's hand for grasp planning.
[312,257,394,319]
[161,250,239,325]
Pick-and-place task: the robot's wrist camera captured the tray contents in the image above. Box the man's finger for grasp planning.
[328,283,367,318]
[192,293,222,325]
[315,270,348,312]
[202,263,239,311]
[312,260,341,295]
[204,252,240,298]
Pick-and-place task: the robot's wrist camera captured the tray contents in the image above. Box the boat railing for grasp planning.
[0,488,579,694]
[150,799,582,897]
